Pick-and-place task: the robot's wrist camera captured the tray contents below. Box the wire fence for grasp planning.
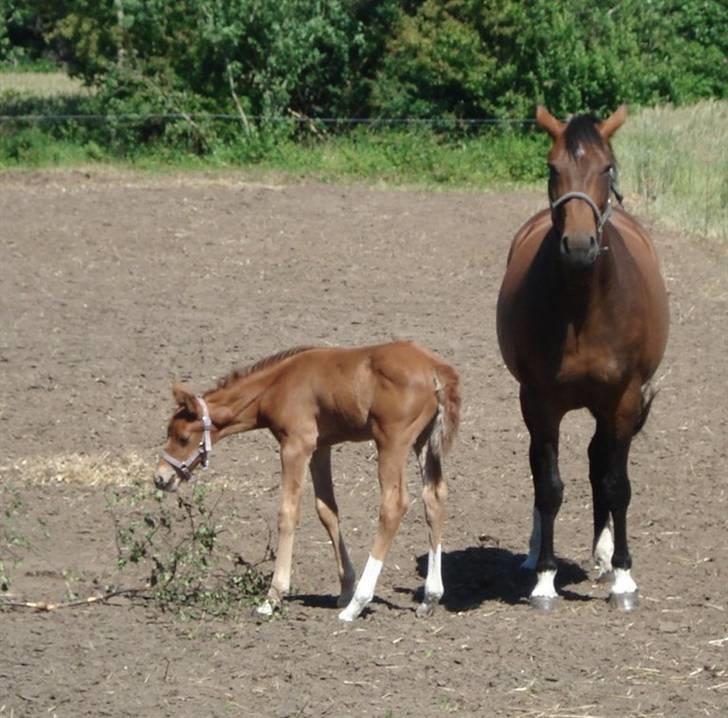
[0,112,538,127]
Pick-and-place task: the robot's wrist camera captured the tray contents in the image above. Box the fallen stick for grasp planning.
[0,587,142,611]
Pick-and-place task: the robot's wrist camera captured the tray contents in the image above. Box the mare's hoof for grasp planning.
[595,569,614,585]
[529,595,560,611]
[609,591,639,612]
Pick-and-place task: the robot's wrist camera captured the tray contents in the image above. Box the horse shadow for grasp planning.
[288,592,406,616]
[401,544,592,613]
[290,543,592,615]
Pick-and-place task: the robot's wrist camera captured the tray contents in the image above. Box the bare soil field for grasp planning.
[0,171,726,717]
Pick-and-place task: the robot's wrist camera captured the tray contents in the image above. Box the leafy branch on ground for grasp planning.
[0,482,28,593]
[107,481,273,619]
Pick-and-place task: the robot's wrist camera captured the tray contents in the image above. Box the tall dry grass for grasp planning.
[0,71,90,97]
[615,100,728,242]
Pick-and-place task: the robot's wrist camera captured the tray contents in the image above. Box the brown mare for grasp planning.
[496,106,669,611]
[154,340,460,621]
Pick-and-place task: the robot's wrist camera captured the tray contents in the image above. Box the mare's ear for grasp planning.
[172,382,198,416]
[535,105,564,139]
[598,105,627,139]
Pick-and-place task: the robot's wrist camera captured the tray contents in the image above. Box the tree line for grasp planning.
[2,0,726,121]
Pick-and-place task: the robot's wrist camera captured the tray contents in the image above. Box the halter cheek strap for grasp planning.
[160,396,214,481]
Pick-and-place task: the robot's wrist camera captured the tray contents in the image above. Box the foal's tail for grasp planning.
[428,363,461,458]
[633,384,658,436]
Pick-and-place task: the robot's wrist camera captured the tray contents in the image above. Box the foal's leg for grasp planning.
[309,446,356,607]
[589,420,614,580]
[338,439,411,622]
[257,436,314,617]
[520,387,564,610]
[416,443,447,617]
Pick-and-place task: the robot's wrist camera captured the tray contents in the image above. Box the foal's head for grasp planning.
[537,105,627,270]
[154,384,217,492]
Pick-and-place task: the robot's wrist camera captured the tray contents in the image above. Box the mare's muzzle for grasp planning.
[560,231,599,269]
[551,191,611,270]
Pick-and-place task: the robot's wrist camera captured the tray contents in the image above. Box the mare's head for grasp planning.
[537,105,627,270]
[154,383,218,492]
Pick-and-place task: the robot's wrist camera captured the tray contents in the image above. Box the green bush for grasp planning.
[7,0,725,127]
[372,0,728,120]
[43,0,368,118]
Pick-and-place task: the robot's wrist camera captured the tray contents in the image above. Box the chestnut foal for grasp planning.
[154,341,460,621]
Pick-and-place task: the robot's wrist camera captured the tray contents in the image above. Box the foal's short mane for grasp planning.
[564,114,607,159]
[216,346,317,389]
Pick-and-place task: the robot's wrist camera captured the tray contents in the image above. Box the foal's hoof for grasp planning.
[609,591,639,612]
[595,569,614,585]
[336,589,355,608]
[415,601,437,618]
[255,599,279,619]
[529,595,560,612]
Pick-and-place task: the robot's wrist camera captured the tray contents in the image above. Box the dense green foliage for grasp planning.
[373,0,728,119]
[2,0,726,122]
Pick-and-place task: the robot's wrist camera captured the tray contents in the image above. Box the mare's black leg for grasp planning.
[594,381,643,611]
[588,421,613,580]
[520,386,563,610]
[604,433,639,609]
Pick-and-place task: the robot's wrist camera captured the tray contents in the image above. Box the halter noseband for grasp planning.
[160,396,214,481]
[549,169,622,251]
[550,191,613,245]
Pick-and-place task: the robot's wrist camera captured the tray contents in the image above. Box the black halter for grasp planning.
[549,168,623,252]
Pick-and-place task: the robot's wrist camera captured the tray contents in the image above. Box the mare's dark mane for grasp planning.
[215,346,317,389]
[564,114,604,158]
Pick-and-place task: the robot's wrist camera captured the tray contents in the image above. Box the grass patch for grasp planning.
[205,125,548,188]
[615,100,728,241]
[0,112,550,186]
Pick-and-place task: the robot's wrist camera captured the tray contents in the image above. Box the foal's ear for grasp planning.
[172,382,198,416]
[598,105,628,139]
[535,105,564,139]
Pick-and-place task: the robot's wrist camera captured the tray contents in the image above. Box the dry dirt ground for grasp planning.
[0,171,726,718]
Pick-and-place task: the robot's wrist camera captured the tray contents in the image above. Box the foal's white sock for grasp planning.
[423,544,444,603]
[338,555,382,622]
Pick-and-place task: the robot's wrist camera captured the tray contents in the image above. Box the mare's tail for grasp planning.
[428,363,461,458]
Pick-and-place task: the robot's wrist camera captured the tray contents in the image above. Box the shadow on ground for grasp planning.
[289,544,592,617]
[406,545,591,612]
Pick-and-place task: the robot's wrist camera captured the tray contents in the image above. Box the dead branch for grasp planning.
[226,61,251,137]
[0,587,143,612]
[287,108,326,140]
